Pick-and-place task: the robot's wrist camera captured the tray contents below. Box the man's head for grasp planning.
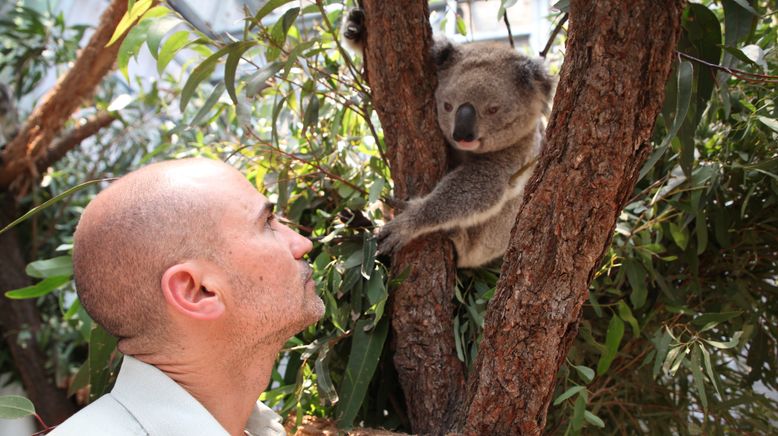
[73,158,324,356]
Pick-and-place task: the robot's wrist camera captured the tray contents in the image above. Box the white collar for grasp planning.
[111,356,285,436]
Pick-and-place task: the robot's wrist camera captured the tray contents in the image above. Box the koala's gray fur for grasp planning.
[344,13,553,267]
[0,83,19,146]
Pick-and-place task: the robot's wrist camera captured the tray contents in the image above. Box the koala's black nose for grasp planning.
[453,103,477,142]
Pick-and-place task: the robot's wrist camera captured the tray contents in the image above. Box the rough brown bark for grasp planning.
[360,1,464,433]
[35,112,116,174]
[457,1,686,434]
[0,196,78,425]
[0,0,128,192]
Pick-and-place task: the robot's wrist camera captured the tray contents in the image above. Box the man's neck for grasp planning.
[134,346,278,436]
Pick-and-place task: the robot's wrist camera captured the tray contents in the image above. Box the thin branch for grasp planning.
[540,13,568,58]
[244,126,368,196]
[677,51,778,84]
[0,0,130,192]
[360,100,389,170]
[503,12,514,49]
[35,112,115,175]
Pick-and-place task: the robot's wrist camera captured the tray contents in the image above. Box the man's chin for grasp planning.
[306,293,326,321]
[300,280,325,321]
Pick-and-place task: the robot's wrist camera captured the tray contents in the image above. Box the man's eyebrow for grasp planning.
[256,202,275,223]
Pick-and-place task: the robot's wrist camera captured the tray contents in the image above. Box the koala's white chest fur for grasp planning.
[457,159,535,229]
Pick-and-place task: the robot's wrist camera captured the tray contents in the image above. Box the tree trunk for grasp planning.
[360,1,465,433]
[0,0,128,193]
[0,196,78,425]
[0,0,129,425]
[457,1,685,434]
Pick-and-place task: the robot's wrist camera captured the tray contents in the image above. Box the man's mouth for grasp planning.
[301,264,314,284]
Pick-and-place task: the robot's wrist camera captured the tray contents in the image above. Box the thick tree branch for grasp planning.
[35,112,116,174]
[457,1,686,434]
[0,196,78,425]
[361,1,464,433]
[0,0,128,192]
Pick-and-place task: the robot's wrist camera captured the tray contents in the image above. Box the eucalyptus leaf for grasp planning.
[691,345,708,410]
[553,385,585,405]
[88,325,118,401]
[253,0,295,23]
[573,365,595,383]
[5,275,70,299]
[25,256,72,279]
[0,395,35,419]
[0,179,108,236]
[597,314,624,375]
[146,15,182,59]
[224,41,259,105]
[106,0,153,47]
[336,318,389,429]
[157,30,190,75]
[190,82,225,126]
[314,344,339,405]
[584,410,605,428]
[180,46,231,112]
[360,233,377,280]
[641,60,692,180]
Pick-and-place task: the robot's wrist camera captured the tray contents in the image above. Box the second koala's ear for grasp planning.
[431,37,459,70]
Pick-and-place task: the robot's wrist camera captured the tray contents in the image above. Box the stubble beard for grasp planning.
[229,268,323,350]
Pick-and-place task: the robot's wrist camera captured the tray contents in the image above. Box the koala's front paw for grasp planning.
[377,216,412,256]
[343,8,365,44]
[383,196,408,212]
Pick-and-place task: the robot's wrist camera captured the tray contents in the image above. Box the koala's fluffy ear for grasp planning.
[534,66,555,103]
[431,37,459,70]
[516,58,555,103]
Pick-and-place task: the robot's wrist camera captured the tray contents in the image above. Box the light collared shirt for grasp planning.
[50,355,286,436]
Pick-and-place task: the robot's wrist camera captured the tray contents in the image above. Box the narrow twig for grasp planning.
[503,11,514,48]
[677,51,778,83]
[244,126,368,195]
[360,100,389,170]
[540,13,567,58]
[314,0,369,95]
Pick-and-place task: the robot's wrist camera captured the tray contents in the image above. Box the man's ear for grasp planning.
[161,262,224,320]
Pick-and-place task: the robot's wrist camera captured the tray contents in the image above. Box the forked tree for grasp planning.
[359,0,684,433]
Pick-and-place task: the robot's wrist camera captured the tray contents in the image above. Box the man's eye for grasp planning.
[265,215,276,230]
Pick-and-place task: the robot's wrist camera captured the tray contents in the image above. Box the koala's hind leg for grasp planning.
[451,198,522,268]
[452,225,499,268]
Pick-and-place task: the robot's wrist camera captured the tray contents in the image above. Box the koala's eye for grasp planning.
[444,102,453,112]
[486,106,500,115]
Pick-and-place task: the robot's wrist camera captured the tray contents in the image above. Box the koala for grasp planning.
[0,83,19,146]
[344,10,553,267]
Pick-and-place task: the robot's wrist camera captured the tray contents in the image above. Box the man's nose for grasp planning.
[285,226,313,259]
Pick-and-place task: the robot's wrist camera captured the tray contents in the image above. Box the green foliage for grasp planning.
[548,1,778,434]
[1,0,776,434]
[0,395,35,420]
[0,2,87,96]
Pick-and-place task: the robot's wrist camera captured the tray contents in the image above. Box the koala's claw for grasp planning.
[383,197,408,212]
[377,220,408,256]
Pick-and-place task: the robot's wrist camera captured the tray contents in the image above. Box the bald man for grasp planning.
[50,158,325,436]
